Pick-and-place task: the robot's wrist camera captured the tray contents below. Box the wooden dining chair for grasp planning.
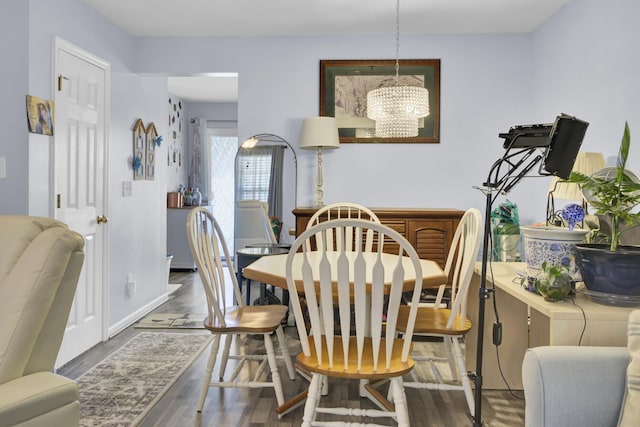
[286,219,424,426]
[305,202,381,252]
[186,207,296,415]
[395,208,482,418]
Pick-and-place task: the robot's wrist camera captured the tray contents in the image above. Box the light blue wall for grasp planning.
[532,0,640,173]
[0,0,29,214]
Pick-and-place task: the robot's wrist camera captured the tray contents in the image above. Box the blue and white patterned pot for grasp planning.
[520,226,588,282]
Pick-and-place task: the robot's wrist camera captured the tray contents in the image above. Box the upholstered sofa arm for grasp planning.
[522,346,629,427]
[0,372,79,427]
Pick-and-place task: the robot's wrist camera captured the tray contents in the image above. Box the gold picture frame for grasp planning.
[320,59,440,143]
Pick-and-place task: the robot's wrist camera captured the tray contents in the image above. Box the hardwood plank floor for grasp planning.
[58,270,525,426]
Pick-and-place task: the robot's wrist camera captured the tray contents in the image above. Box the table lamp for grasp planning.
[546,151,606,225]
[299,117,340,208]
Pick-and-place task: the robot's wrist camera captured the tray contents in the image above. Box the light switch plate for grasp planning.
[122,181,132,197]
[0,157,6,179]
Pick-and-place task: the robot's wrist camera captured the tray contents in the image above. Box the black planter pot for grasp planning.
[575,243,640,297]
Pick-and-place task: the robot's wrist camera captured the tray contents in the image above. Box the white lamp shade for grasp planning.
[548,151,607,201]
[299,117,340,150]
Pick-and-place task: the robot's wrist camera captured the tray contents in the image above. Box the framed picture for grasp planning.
[132,119,146,181]
[26,95,54,136]
[320,59,440,143]
[145,122,157,181]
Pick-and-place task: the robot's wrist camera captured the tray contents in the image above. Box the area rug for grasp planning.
[133,312,206,329]
[77,332,212,427]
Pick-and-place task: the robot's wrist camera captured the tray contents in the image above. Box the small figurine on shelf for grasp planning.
[561,203,585,231]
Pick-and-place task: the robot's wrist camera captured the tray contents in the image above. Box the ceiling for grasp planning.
[80,0,572,102]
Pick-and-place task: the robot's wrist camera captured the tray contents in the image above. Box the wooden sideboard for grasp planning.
[292,207,464,270]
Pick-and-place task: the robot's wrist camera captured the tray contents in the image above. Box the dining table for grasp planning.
[242,250,448,415]
[243,251,447,294]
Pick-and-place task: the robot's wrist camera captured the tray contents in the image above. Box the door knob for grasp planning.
[97,215,109,224]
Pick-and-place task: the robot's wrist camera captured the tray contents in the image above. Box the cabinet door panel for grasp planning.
[377,219,406,255]
[408,220,454,267]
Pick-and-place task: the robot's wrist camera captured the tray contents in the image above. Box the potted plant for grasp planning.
[568,121,640,299]
[532,261,573,302]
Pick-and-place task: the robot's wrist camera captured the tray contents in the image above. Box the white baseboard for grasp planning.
[108,292,170,338]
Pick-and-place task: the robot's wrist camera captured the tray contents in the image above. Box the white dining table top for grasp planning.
[243,251,447,293]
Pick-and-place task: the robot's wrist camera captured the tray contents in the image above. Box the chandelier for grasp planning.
[366,0,430,138]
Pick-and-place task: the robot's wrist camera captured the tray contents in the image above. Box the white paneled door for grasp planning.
[54,39,110,367]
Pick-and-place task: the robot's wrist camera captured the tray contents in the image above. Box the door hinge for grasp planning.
[57,194,61,209]
[57,74,69,91]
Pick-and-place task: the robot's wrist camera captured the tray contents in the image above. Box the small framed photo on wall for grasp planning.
[26,95,54,136]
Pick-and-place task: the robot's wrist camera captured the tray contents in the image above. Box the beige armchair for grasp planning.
[0,216,84,427]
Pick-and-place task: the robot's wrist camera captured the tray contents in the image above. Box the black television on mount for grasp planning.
[499,113,589,180]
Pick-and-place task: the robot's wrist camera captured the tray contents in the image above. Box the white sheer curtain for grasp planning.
[189,117,209,201]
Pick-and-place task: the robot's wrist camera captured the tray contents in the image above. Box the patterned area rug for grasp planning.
[134,312,206,329]
[77,332,212,427]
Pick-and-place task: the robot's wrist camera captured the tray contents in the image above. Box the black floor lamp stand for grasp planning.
[472,146,544,427]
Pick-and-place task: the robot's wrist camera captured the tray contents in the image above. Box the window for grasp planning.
[235,145,285,219]
[235,147,273,202]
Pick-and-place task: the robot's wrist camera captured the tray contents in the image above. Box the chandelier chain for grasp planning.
[395,0,400,85]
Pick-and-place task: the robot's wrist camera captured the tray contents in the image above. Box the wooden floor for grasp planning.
[58,270,525,426]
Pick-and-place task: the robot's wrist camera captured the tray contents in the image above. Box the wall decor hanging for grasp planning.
[320,59,440,143]
[26,95,54,135]
[145,122,158,180]
[132,119,146,180]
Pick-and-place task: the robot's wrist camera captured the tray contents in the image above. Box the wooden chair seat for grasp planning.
[203,305,289,333]
[297,336,415,380]
[396,306,472,335]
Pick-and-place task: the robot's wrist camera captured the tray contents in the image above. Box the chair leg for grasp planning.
[390,377,410,427]
[443,336,458,379]
[264,332,285,407]
[197,333,220,412]
[302,373,322,427]
[275,325,295,380]
[452,337,475,417]
[219,333,233,380]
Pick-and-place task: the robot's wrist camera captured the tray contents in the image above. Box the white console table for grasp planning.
[465,262,635,390]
